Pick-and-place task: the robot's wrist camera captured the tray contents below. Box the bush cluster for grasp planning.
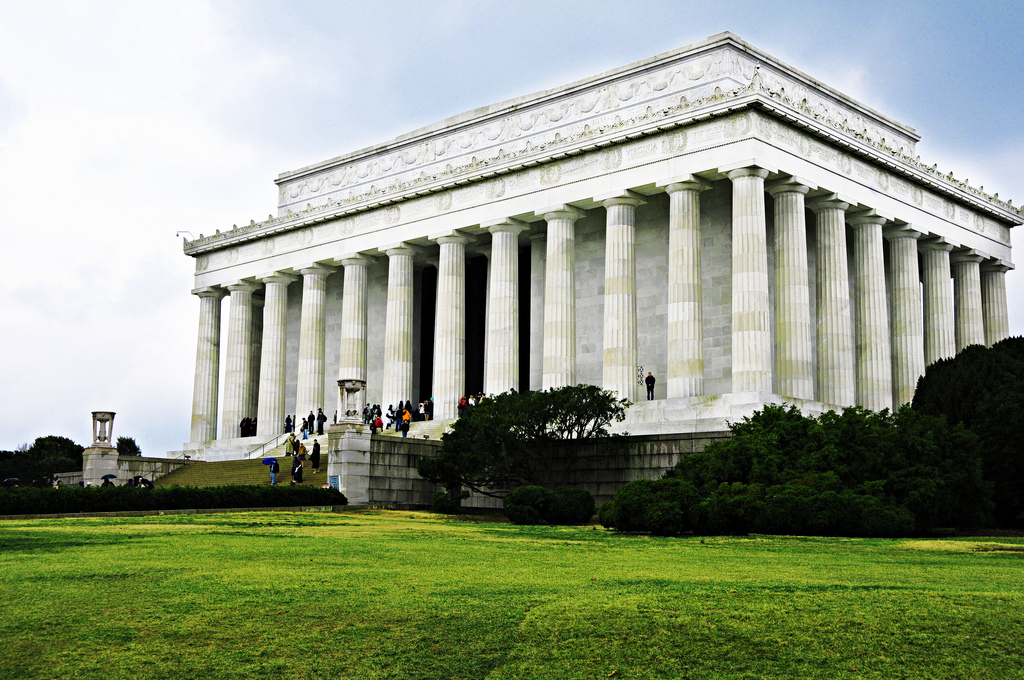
[502,485,595,525]
[0,484,347,516]
[601,404,989,537]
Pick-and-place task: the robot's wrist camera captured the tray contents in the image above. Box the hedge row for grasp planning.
[503,485,596,525]
[0,484,347,516]
[600,478,913,537]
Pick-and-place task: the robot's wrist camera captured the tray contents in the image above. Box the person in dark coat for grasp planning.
[311,440,321,474]
[316,408,327,435]
[645,372,656,400]
[306,411,316,436]
[291,456,303,484]
[269,459,280,486]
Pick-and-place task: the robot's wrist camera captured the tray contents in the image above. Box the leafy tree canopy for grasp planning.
[912,336,1024,526]
[0,436,84,487]
[417,384,628,497]
[116,437,142,457]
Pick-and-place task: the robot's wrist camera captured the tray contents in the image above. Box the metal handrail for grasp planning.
[248,431,291,459]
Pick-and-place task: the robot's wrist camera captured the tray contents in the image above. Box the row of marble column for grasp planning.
[190,167,1012,443]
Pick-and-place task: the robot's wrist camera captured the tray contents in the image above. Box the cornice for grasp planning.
[183,38,1021,257]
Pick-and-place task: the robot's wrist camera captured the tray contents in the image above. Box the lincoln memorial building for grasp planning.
[179,33,1018,461]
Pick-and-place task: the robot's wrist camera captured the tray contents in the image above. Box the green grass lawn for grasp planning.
[0,511,1021,679]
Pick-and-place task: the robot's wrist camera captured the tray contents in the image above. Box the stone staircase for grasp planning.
[377,419,451,440]
[154,457,327,488]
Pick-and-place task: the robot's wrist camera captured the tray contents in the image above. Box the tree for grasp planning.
[417,384,629,498]
[116,437,142,456]
[0,436,84,487]
[913,336,1024,526]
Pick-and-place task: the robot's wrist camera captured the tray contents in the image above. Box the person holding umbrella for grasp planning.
[263,458,279,485]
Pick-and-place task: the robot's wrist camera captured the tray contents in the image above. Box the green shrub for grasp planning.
[548,486,596,525]
[598,500,616,528]
[431,489,468,514]
[0,485,347,515]
[502,485,554,525]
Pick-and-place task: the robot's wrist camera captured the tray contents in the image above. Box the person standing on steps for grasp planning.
[306,411,316,438]
[645,372,656,400]
[316,408,327,435]
[300,417,308,440]
[311,439,321,474]
[269,458,279,486]
[285,433,295,457]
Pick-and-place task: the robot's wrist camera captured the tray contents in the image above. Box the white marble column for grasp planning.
[808,195,855,407]
[601,191,645,402]
[951,250,985,351]
[221,281,259,438]
[190,287,225,443]
[981,261,1011,346]
[484,219,526,395]
[920,239,956,365]
[541,206,585,389]
[433,234,470,420]
[294,264,334,421]
[256,273,297,436]
[727,167,771,393]
[886,226,925,407]
[665,179,710,398]
[848,212,893,412]
[766,177,813,401]
[382,245,417,411]
[247,294,264,424]
[338,255,373,384]
[529,232,546,391]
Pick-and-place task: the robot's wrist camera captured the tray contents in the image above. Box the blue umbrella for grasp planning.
[101,474,117,480]
[262,458,277,465]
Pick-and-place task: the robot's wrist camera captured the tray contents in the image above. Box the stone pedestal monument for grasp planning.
[83,411,118,486]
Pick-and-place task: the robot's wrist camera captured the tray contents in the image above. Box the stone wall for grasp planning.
[336,430,731,510]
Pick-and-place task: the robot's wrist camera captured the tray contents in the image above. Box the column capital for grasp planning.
[883,224,925,241]
[260,272,299,286]
[537,204,586,221]
[658,174,711,193]
[225,281,259,294]
[483,217,528,236]
[847,209,892,228]
[950,248,985,265]
[382,243,423,258]
[765,175,816,197]
[192,286,226,299]
[981,258,1014,274]
[597,189,646,208]
[719,160,777,178]
[807,192,852,214]
[339,253,376,268]
[433,233,473,247]
[918,236,957,252]
[297,263,336,278]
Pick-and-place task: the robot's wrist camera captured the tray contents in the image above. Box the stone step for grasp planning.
[154,457,326,488]
[377,419,450,440]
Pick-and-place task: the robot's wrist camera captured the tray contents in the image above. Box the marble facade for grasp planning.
[179,33,1018,459]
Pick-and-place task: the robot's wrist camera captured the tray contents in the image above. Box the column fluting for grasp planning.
[542,206,585,389]
[221,281,258,438]
[849,213,893,412]
[190,287,225,442]
[382,246,417,411]
[951,250,985,351]
[256,273,297,436]
[485,220,526,395]
[727,167,772,393]
[294,264,333,422]
[766,178,813,401]
[338,255,372,383]
[602,192,644,402]
[433,234,470,420]
[665,180,709,398]
[808,196,855,407]
[981,262,1011,347]
[886,227,925,407]
[920,240,956,365]
[248,294,264,426]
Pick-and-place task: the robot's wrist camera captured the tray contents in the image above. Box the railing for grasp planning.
[248,431,291,459]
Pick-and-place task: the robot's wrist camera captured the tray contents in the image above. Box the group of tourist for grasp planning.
[284,409,329,439]
[272,433,321,485]
[238,416,257,437]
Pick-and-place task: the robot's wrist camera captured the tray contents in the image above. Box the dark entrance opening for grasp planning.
[418,265,437,402]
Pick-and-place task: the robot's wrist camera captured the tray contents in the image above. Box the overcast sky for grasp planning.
[1,0,1021,456]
